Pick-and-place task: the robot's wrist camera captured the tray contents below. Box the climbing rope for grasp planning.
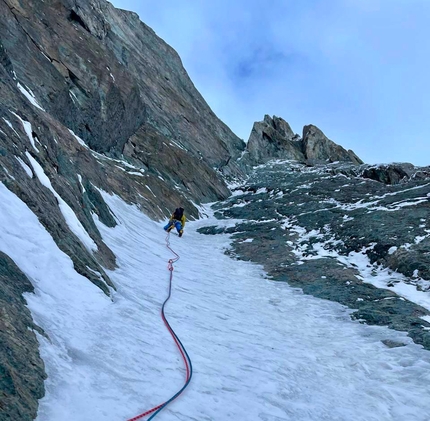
[127,232,193,420]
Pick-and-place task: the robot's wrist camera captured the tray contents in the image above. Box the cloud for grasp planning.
[111,0,430,165]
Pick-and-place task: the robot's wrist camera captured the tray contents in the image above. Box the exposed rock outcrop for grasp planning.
[360,163,430,184]
[0,252,46,421]
[201,160,430,350]
[240,115,363,168]
[302,124,362,165]
[243,115,303,164]
[0,0,245,174]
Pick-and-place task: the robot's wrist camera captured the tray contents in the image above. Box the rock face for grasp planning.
[360,163,430,184]
[0,0,250,295]
[5,0,245,170]
[200,160,430,350]
[241,115,363,167]
[0,0,246,215]
[302,124,362,165]
[243,115,303,163]
[0,252,46,421]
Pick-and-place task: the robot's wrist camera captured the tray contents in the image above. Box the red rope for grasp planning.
[127,404,163,421]
[161,259,190,382]
[126,232,188,420]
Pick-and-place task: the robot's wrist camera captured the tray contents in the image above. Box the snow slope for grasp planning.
[1,184,430,421]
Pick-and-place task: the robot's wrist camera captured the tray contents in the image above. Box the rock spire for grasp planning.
[240,115,363,167]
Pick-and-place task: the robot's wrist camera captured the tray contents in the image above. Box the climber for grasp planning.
[164,207,186,237]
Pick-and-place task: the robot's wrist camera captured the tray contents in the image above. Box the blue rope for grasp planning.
[147,234,193,419]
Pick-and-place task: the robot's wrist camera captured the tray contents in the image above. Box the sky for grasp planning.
[109,0,430,166]
[2,181,430,420]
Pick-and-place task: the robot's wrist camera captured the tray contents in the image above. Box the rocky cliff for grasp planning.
[1,0,429,420]
[0,0,252,291]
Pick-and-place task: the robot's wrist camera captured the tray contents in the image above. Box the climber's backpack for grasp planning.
[173,208,183,220]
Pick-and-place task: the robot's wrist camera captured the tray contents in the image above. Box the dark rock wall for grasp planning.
[243,115,303,165]
[0,252,46,421]
[0,0,249,294]
[0,0,245,178]
[302,124,363,165]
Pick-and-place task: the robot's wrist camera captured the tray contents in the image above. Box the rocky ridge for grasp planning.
[240,115,363,168]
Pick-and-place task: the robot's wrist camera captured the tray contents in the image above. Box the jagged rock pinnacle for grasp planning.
[241,115,363,168]
[302,124,363,165]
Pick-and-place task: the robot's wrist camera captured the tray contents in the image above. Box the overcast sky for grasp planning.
[110,0,429,166]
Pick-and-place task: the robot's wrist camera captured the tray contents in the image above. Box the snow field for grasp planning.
[1,185,430,420]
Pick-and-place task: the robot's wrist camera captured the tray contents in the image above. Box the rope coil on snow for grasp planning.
[127,232,192,420]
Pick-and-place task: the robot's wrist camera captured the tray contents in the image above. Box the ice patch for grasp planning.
[2,118,20,137]
[68,129,87,147]
[2,166,15,180]
[415,235,427,244]
[169,139,187,151]
[69,91,78,104]
[77,174,85,193]
[10,112,39,152]
[145,185,156,197]
[388,246,397,255]
[232,202,248,208]
[17,83,45,111]
[15,156,33,178]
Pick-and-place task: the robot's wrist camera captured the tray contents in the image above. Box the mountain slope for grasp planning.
[208,160,430,349]
[0,0,252,301]
[1,0,430,420]
[2,185,430,420]
[0,0,246,417]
